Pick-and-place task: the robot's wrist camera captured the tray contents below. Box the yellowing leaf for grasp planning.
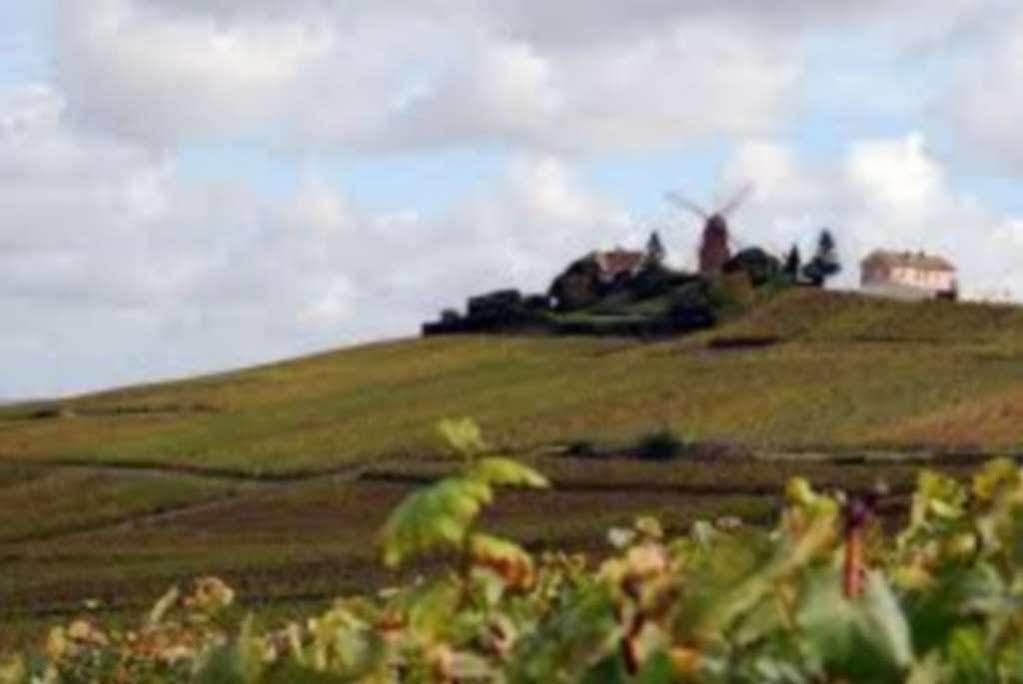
[634,517,664,541]
[973,458,1020,502]
[917,471,965,516]
[0,655,26,684]
[468,533,535,588]
[438,417,488,457]
[469,457,549,489]
[785,477,816,506]
[147,585,181,626]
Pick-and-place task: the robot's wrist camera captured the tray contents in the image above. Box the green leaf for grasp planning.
[470,457,549,489]
[580,651,674,684]
[633,651,675,684]
[905,563,1003,655]
[379,476,493,567]
[798,569,912,683]
[860,570,913,669]
[945,626,992,684]
[303,600,388,677]
[263,663,352,684]
[511,585,621,682]
[581,653,629,684]
[402,577,462,642]
[197,615,264,684]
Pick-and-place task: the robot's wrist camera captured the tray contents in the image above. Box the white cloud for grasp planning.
[946,7,1023,171]
[50,0,1022,159]
[847,134,945,221]
[53,0,807,152]
[0,84,634,395]
[52,0,1021,160]
[56,0,335,143]
[720,133,1023,300]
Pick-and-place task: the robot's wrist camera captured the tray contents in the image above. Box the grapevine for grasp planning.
[4,423,1023,682]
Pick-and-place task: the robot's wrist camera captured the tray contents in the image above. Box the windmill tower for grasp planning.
[666,184,753,275]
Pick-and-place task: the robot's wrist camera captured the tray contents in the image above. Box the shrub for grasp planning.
[565,439,600,458]
[666,281,717,331]
[523,293,552,311]
[636,429,686,461]
[710,271,756,313]
[627,264,697,301]
[723,247,782,287]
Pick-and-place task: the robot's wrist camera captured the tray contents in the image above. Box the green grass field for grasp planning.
[2,289,1022,646]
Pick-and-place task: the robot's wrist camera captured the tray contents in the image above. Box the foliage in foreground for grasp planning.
[6,423,1023,682]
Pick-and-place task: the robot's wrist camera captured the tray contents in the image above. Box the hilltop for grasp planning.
[2,289,1023,638]
[2,289,1022,477]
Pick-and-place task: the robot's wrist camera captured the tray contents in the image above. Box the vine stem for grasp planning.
[843,497,870,599]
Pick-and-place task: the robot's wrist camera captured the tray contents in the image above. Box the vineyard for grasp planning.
[5,420,1023,682]
[2,290,1023,678]
[3,290,1023,477]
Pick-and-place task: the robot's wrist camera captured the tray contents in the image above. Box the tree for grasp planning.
[723,247,781,287]
[802,229,841,287]
[783,244,802,281]
[646,231,666,265]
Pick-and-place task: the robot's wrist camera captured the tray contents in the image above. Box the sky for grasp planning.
[2,1,1023,398]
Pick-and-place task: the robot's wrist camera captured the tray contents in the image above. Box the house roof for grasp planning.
[592,249,647,277]
[861,249,956,272]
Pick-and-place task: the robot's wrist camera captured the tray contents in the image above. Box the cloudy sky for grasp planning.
[2,1,1022,398]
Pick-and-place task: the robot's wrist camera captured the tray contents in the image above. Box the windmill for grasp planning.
[665,183,754,274]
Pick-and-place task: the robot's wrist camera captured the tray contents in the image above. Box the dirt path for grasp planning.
[0,457,374,483]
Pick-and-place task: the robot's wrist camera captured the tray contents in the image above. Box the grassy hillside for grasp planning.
[721,287,1023,344]
[1,289,1021,476]
[2,288,1023,642]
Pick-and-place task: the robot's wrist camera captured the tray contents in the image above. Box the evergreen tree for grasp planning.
[646,231,666,265]
[801,229,841,287]
[783,244,802,281]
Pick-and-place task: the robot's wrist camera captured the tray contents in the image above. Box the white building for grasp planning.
[860,250,957,300]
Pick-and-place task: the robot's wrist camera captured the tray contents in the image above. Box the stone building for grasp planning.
[860,249,957,300]
[698,215,731,274]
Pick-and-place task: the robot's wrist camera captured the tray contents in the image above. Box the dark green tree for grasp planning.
[646,231,666,264]
[801,229,841,287]
[723,247,781,287]
[783,244,802,281]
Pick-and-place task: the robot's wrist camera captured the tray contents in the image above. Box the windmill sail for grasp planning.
[718,182,754,217]
[665,191,709,219]
[666,182,756,275]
